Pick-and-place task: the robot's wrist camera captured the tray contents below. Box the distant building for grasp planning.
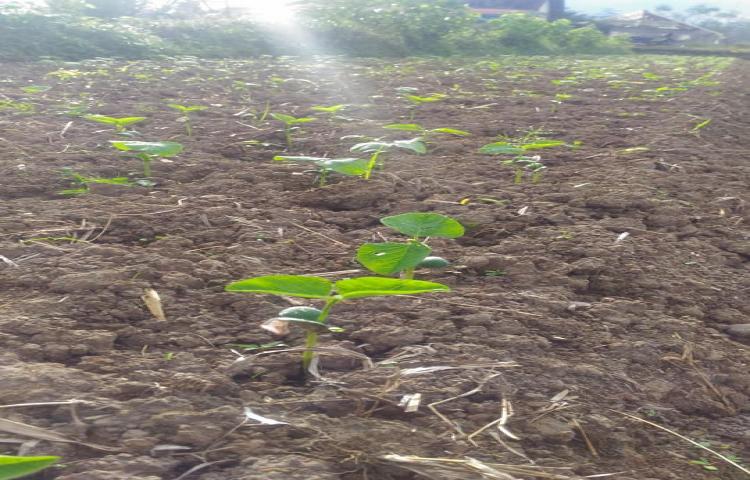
[597,10,724,45]
[467,0,566,21]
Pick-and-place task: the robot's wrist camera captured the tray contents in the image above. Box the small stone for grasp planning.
[727,324,750,339]
[528,417,575,443]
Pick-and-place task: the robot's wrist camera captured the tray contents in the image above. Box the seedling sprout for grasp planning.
[383,123,471,142]
[0,455,59,480]
[273,156,370,186]
[270,113,316,148]
[226,275,449,370]
[110,141,183,178]
[168,103,207,137]
[85,114,146,133]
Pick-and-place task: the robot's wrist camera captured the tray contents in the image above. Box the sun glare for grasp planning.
[245,0,297,25]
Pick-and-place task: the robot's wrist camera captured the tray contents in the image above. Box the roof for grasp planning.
[599,10,723,36]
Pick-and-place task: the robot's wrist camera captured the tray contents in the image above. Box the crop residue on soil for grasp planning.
[0,55,749,480]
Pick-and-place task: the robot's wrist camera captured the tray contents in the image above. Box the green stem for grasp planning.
[140,154,152,177]
[185,117,192,137]
[284,126,292,149]
[318,169,328,187]
[403,267,415,280]
[531,171,542,183]
[514,168,523,184]
[364,149,382,180]
[301,298,338,371]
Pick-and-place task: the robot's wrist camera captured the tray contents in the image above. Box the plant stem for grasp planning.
[140,154,152,177]
[514,168,523,184]
[403,267,415,280]
[364,149,382,180]
[318,169,328,187]
[284,126,292,149]
[532,171,542,183]
[185,117,192,137]
[301,298,338,370]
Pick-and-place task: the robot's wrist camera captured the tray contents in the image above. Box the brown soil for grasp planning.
[0,55,749,480]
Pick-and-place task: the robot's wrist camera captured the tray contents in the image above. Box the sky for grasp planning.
[566,0,750,16]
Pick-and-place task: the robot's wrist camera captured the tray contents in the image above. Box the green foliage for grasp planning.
[85,114,145,132]
[168,103,206,136]
[1,3,630,61]
[110,140,183,177]
[270,113,315,148]
[350,138,427,179]
[60,168,132,195]
[0,455,59,480]
[273,156,369,185]
[226,274,449,369]
[357,212,464,278]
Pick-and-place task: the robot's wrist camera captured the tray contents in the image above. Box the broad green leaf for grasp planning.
[278,306,323,321]
[21,85,51,94]
[383,123,424,132]
[85,115,145,127]
[289,117,315,125]
[311,104,346,113]
[110,141,183,157]
[381,212,465,239]
[392,138,427,154]
[321,158,369,177]
[479,142,524,155]
[334,277,450,299]
[226,275,332,299]
[405,94,446,104]
[270,112,296,123]
[350,141,389,154]
[431,128,471,136]
[356,242,431,276]
[521,140,565,150]
[168,104,207,112]
[417,256,450,268]
[0,455,59,480]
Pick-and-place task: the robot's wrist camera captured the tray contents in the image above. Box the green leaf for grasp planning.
[405,94,446,104]
[270,113,315,125]
[85,115,145,127]
[225,275,333,299]
[0,455,59,480]
[430,127,471,136]
[383,123,425,132]
[334,277,450,299]
[381,212,465,239]
[321,158,369,177]
[417,256,450,269]
[521,140,565,150]
[21,85,51,94]
[278,306,323,321]
[357,242,431,276]
[479,142,524,155]
[168,104,207,112]
[110,141,183,157]
[393,138,427,154]
[311,104,346,113]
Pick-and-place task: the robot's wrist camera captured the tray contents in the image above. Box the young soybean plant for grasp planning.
[350,138,426,179]
[270,113,316,148]
[85,114,146,133]
[273,156,369,186]
[225,275,449,370]
[110,141,183,178]
[167,104,207,137]
[357,212,464,279]
[383,123,470,143]
[0,455,59,480]
[402,93,446,121]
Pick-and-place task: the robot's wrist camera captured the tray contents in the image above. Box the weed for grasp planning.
[273,156,369,186]
[0,455,59,479]
[167,103,207,137]
[85,114,146,133]
[0,100,34,114]
[311,104,346,114]
[225,275,449,369]
[357,212,464,279]
[110,141,183,178]
[21,85,50,94]
[270,113,315,148]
